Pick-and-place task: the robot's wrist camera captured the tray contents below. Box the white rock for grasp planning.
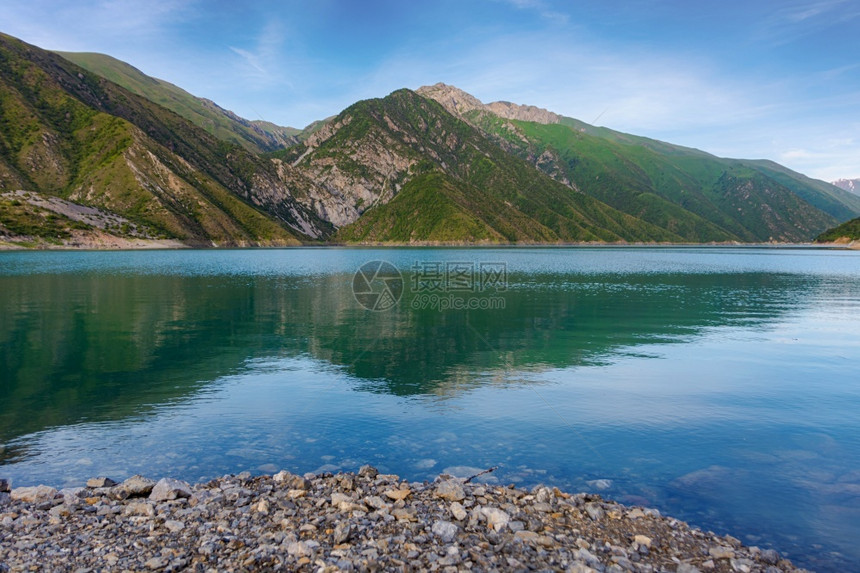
[450,501,467,521]
[431,520,459,543]
[479,506,510,531]
[287,541,313,557]
[434,479,465,501]
[149,478,192,501]
[164,520,185,533]
[709,546,735,560]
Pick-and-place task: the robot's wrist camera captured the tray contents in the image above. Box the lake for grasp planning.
[1,247,859,571]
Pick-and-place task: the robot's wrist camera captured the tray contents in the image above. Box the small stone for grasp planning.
[113,475,156,499]
[164,520,185,533]
[392,507,417,521]
[333,522,352,544]
[286,475,311,491]
[701,559,716,569]
[144,556,167,570]
[364,495,387,510]
[708,546,735,560]
[431,520,458,543]
[287,541,313,557]
[759,549,779,565]
[514,530,540,542]
[449,501,467,521]
[434,480,465,502]
[86,477,116,488]
[0,492,10,506]
[149,478,192,502]
[584,503,604,521]
[479,506,510,531]
[676,564,701,573]
[124,501,155,517]
[383,488,411,501]
[11,485,58,504]
[628,508,645,519]
[358,465,378,478]
[0,478,10,493]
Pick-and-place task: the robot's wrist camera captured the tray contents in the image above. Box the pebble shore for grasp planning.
[0,468,806,572]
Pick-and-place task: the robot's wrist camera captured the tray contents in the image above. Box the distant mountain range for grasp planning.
[2,32,859,248]
[832,178,860,196]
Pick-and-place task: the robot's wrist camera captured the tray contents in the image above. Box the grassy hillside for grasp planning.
[57,52,302,153]
[0,32,329,245]
[467,111,842,242]
[816,217,860,242]
[298,89,678,243]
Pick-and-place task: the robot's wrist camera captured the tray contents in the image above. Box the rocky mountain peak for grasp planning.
[417,83,559,125]
[416,82,486,116]
[485,101,559,125]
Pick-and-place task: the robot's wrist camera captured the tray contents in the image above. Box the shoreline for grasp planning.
[1,238,856,251]
[1,469,806,572]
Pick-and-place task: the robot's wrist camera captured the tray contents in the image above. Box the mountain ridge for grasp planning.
[417,83,859,242]
[56,51,306,153]
[2,31,858,248]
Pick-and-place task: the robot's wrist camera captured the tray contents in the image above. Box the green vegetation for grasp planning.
[816,217,860,242]
[57,52,302,153]
[322,89,677,243]
[0,196,79,241]
[3,31,855,248]
[466,108,859,242]
[0,32,316,246]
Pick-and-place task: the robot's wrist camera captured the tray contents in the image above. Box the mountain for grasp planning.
[816,217,860,243]
[417,83,860,243]
[3,32,856,248]
[280,89,677,243]
[56,52,303,153]
[0,32,331,247]
[833,178,860,196]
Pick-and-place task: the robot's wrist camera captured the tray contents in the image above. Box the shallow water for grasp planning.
[1,247,859,571]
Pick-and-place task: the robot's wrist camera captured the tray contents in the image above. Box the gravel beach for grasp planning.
[0,468,806,572]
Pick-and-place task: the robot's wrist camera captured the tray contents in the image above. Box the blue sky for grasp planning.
[1,0,858,180]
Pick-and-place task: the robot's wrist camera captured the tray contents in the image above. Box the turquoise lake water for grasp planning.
[1,247,859,570]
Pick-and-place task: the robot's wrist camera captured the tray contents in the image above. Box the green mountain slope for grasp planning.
[740,159,860,221]
[57,52,302,153]
[419,84,856,243]
[0,32,330,245]
[816,217,860,242]
[283,89,678,243]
